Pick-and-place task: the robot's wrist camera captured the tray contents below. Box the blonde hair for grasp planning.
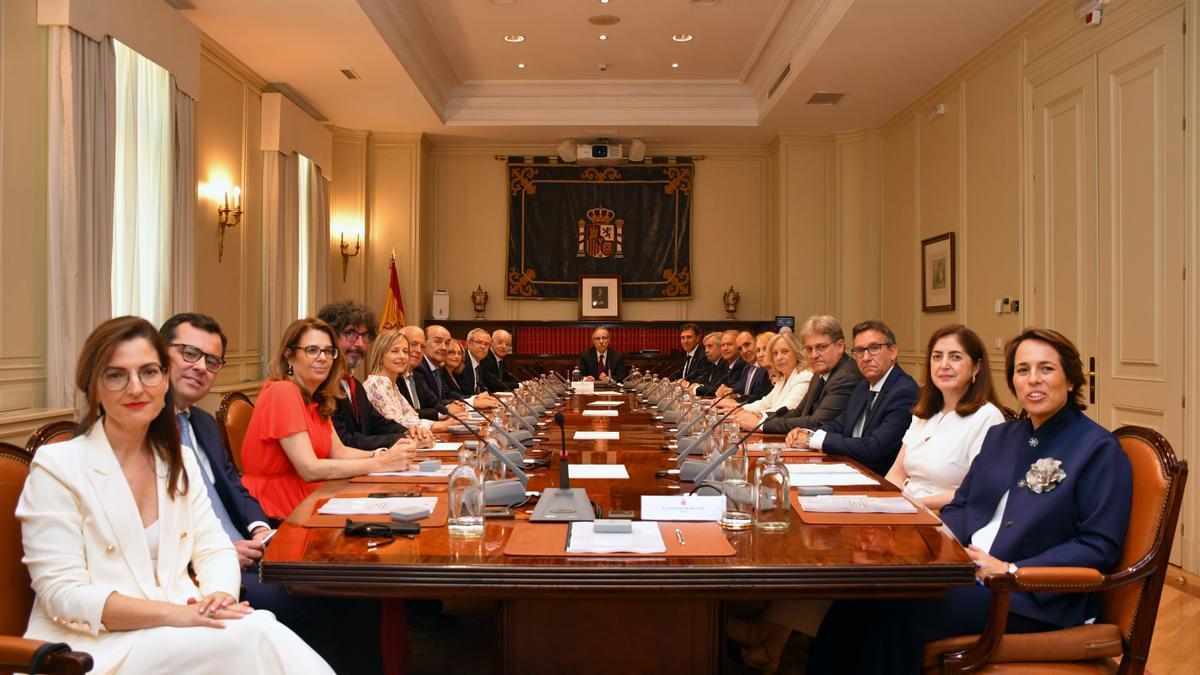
[367,328,409,376]
[766,331,805,381]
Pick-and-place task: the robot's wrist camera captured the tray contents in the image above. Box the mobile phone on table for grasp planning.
[368,491,420,498]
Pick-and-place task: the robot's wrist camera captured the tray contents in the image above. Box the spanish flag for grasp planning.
[379,249,405,330]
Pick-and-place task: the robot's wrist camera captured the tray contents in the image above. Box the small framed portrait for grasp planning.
[579,275,621,320]
[921,232,956,312]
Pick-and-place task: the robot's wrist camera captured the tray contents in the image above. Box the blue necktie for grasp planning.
[178,412,243,543]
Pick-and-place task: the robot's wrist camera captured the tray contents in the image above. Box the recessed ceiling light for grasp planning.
[517,63,526,69]
[599,34,608,41]
[672,34,694,42]
[671,62,679,69]
[600,0,610,4]
[504,34,525,43]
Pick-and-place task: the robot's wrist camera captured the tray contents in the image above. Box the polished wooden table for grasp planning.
[262,390,974,673]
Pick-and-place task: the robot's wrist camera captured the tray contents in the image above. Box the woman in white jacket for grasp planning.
[17,316,331,675]
[724,331,813,430]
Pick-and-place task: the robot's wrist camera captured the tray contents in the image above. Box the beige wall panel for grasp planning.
[239,89,264,381]
[0,0,48,412]
[776,140,831,321]
[430,155,505,321]
[330,130,369,303]
[916,84,963,341]
[963,47,1023,353]
[832,134,880,331]
[880,117,919,351]
[367,138,421,323]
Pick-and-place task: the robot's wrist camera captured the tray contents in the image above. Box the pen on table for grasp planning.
[674,528,686,546]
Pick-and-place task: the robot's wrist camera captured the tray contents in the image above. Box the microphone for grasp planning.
[435,404,528,506]
[455,396,536,449]
[684,406,789,483]
[490,393,539,434]
[674,390,735,437]
[673,404,744,466]
[554,412,569,490]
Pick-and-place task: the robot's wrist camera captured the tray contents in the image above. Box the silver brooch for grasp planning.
[1028,437,1039,448]
[1018,457,1066,494]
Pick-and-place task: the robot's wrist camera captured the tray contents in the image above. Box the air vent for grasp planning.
[163,0,196,8]
[807,92,845,106]
[588,15,621,26]
[340,68,361,81]
[768,64,791,98]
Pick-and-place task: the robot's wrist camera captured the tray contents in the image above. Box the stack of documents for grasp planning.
[566,521,667,554]
[798,495,916,514]
[786,463,879,486]
[368,465,457,478]
[317,496,438,516]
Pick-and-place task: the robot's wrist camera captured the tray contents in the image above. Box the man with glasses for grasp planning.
[478,329,520,392]
[461,328,493,394]
[694,329,744,397]
[785,319,919,476]
[400,325,443,419]
[683,331,723,390]
[763,315,863,434]
[317,301,409,449]
[579,326,626,382]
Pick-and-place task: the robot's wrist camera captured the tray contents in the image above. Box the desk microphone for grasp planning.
[554,412,569,490]
[682,406,789,483]
[674,404,744,466]
[435,404,528,506]
[454,396,535,449]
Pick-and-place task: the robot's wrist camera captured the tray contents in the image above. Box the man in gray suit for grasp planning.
[762,315,863,435]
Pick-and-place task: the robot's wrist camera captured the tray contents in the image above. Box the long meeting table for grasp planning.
[261,387,975,673]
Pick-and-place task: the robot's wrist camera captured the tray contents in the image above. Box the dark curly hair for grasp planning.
[317,301,378,341]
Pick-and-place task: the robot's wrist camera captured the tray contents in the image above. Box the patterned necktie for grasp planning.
[177,412,242,543]
[598,353,606,376]
[344,376,360,424]
[406,376,420,406]
[854,390,880,437]
[744,366,757,395]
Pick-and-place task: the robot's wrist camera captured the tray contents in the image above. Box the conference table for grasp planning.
[261,387,975,673]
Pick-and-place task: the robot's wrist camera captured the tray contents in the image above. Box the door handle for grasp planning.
[1086,357,1096,404]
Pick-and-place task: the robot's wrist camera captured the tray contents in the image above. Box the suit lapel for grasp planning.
[84,422,161,599]
[153,453,181,596]
[862,367,900,433]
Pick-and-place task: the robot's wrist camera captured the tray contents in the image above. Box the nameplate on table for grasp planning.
[571,381,595,394]
[786,462,879,486]
[574,431,620,440]
[591,391,624,397]
[317,496,439,516]
[586,401,624,407]
[582,409,619,417]
[640,495,724,521]
[429,442,463,452]
[567,464,629,479]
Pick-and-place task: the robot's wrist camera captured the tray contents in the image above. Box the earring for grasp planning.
[971,373,977,384]
[287,364,294,376]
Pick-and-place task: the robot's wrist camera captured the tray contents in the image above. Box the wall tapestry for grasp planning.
[506,156,694,300]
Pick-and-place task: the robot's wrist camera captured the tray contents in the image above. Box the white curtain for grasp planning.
[305,159,332,315]
[170,78,196,315]
[46,27,115,410]
[111,40,172,325]
[262,151,300,358]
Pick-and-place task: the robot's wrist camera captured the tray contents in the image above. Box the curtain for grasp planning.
[170,78,196,315]
[111,40,172,325]
[306,160,332,315]
[262,151,299,359]
[46,27,115,410]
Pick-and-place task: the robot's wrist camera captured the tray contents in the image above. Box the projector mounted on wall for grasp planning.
[555,138,646,164]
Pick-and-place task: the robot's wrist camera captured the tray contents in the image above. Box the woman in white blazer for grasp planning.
[728,331,813,430]
[17,317,331,675]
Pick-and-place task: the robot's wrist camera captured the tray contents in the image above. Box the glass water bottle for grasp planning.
[753,446,791,532]
[448,448,484,537]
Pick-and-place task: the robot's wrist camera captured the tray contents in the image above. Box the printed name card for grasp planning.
[640,495,725,521]
[571,381,595,394]
[582,410,619,417]
[573,431,620,440]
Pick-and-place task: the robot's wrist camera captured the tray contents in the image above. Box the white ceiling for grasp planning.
[176,0,1044,147]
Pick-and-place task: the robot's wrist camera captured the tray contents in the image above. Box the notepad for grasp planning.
[369,465,458,478]
[586,401,625,407]
[574,431,620,440]
[317,496,439,516]
[591,391,624,397]
[582,410,618,417]
[566,521,667,554]
[798,495,916,514]
[785,463,879,486]
[567,464,629,479]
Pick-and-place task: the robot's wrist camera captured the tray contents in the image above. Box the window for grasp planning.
[297,154,312,317]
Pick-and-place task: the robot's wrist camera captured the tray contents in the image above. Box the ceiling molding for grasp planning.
[745,0,857,115]
[354,0,458,120]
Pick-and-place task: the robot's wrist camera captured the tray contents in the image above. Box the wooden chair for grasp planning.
[24,421,78,456]
[0,443,92,674]
[216,392,254,475]
[925,425,1188,674]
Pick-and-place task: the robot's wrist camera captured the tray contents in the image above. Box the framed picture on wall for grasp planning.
[921,232,956,312]
[579,275,621,320]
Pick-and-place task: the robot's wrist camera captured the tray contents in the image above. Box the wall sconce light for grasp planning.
[340,233,361,281]
[217,187,242,262]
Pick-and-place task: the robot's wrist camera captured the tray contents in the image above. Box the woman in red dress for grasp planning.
[241,317,417,519]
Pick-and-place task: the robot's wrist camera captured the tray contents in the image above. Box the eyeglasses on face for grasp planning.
[100,363,166,391]
[290,345,339,360]
[802,341,834,355]
[849,343,891,359]
[171,343,225,373]
[340,328,371,343]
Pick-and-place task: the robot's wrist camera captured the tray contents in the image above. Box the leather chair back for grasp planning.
[24,420,78,456]
[0,443,34,636]
[1102,426,1187,645]
[216,392,254,475]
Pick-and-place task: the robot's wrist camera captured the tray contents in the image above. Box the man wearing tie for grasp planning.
[462,327,494,394]
[479,329,521,392]
[579,326,626,381]
[718,330,772,404]
[678,323,711,382]
[318,302,409,449]
[694,329,745,396]
[786,320,919,476]
[400,325,442,419]
[762,315,862,433]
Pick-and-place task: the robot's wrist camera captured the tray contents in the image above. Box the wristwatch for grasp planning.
[1008,563,1018,575]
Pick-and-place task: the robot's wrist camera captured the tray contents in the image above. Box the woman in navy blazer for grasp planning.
[807,328,1132,675]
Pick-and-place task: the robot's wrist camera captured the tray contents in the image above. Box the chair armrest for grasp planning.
[0,636,93,674]
[993,567,1106,593]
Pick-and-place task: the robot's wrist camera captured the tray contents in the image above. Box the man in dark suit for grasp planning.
[401,325,442,419]
[685,331,723,390]
[318,301,409,449]
[678,323,711,382]
[419,324,460,403]
[763,315,863,434]
[694,329,744,397]
[788,320,919,476]
[579,326,626,381]
[478,329,521,392]
[718,330,772,404]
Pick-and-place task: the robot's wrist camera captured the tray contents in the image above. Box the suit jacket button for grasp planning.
[180,531,188,539]
[1004,520,1014,527]
[106,544,116,553]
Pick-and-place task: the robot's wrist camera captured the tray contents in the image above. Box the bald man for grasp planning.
[476,329,520,392]
[694,329,745,397]
[579,327,626,381]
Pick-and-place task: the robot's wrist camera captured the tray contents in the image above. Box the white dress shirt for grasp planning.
[899,402,1005,500]
[746,368,813,416]
[809,365,894,450]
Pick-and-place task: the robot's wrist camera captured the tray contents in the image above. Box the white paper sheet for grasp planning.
[429,442,463,452]
[566,521,667,554]
[316,496,438,516]
[786,463,879,486]
[586,401,625,407]
[368,465,458,478]
[786,462,862,474]
[567,464,629,479]
[573,431,620,440]
[581,409,619,417]
[591,391,625,397]
[799,495,916,514]
[571,381,595,394]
